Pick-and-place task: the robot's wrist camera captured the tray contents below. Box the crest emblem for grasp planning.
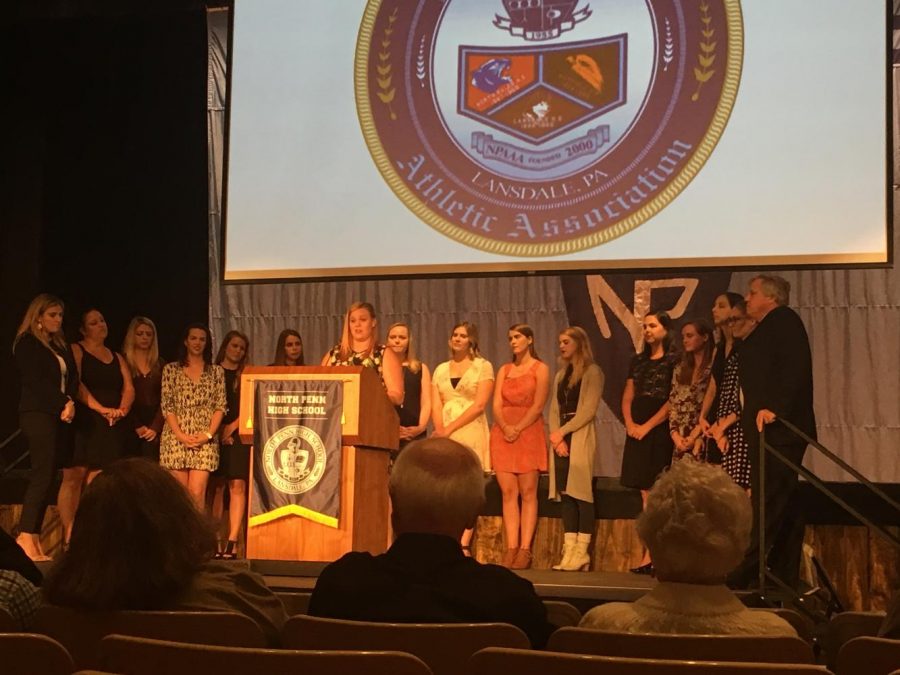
[493,0,593,41]
[356,0,743,256]
[263,425,327,495]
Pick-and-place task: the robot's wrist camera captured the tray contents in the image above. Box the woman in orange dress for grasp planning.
[489,324,550,570]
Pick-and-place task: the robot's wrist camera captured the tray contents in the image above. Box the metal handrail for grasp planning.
[0,429,27,477]
[757,418,900,595]
[0,428,21,452]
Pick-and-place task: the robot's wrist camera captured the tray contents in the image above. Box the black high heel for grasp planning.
[220,540,238,560]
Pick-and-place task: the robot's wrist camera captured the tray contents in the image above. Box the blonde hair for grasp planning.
[122,317,161,377]
[14,294,67,351]
[558,326,594,387]
[338,302,377,361]
[387,322,422,374]
[448,321,481,359]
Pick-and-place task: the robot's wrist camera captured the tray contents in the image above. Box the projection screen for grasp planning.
[223,0,890,281]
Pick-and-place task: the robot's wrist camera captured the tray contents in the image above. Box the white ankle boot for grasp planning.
[552,532,577,570]
[559,533,591,571]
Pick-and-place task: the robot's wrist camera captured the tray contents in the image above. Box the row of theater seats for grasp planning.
[1,601,897,675]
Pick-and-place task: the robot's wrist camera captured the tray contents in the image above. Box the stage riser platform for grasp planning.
[2,505,895,612]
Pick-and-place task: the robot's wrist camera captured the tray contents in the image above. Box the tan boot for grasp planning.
[552,532,577,570]
[560,533,591,571]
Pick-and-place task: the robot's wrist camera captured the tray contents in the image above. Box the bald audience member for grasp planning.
[580,460,796,636]
[308,437,552,648]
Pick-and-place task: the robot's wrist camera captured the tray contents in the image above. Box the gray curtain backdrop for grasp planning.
[207,10,900,483]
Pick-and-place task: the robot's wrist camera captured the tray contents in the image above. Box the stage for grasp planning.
[2,472,898,612]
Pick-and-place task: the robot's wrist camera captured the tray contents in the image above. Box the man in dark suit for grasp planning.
[730,275,816,590]
[308,437,552,648]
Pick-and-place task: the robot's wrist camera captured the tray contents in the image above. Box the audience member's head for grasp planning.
[751,274,791,306]
[638,459,751,584]
[390,438,485,540]
[43,458,216,610]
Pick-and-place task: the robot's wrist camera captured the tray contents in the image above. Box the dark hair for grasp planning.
[721,291,745,309]
[272,329,304,366]
[215,330,250,391]
[641,310,674,357]
[676,318,715,385]
[508,323,540,362]
[715,293,747,344]
[177,323,213,367]
[43,458,217,610]
[78,307,106,339]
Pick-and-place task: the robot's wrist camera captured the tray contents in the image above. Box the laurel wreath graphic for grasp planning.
[663,17,674,71]
[376,7,399,120]
[691,1,716,101]
[416,35,427,88]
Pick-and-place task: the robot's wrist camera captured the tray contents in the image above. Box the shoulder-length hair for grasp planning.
[641,310,674,357]
[14,293,67,351]
[558,326,594,388]
[272,328,303,366]
[387,322,422,373]
[448,321,481,359]
[508,323,540,362]
[215,330,250,391]
[338,302,377,361]
[42,458,217,610]
[122,316,161,377]
[676,318,715,385]
[177,323,213,367]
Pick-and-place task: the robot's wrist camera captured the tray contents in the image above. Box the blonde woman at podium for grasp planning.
[321,301,403,405]
[431,321,494,553]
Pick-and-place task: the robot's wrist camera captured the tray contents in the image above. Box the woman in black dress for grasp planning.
[698,292,745,462]
[386,322,431,449]
[620,310,675,574]
[64,308,134,544]
[210,330,251,559]
[13,294,77,560]
[122,316,165,462]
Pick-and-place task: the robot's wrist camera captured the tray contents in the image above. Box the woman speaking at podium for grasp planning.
[321,301,403,406]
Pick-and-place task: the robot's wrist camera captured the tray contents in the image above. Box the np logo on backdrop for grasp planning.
[250,380,343,529]
[356,0,743,256]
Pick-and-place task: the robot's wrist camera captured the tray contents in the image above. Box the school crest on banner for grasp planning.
[250,379,343,528]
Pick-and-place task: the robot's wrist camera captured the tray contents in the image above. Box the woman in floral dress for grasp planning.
[160,324,226,511]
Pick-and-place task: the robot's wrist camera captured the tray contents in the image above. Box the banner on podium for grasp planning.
[249,379,343,528]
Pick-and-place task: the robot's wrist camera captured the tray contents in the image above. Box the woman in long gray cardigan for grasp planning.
[548,326,604,571]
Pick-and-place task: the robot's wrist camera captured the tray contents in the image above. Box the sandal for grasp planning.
[220,540,238,560]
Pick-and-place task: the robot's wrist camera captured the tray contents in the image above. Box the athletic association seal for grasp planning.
[262,425,327,495]
[356,0,743,256]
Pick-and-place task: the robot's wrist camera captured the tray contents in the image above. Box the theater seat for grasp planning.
[100,634,432,675]
[546,628,815,664]
[470,647,831,674]
[32,606,266,669]
[282,615,529,675]
[0,632,75,675]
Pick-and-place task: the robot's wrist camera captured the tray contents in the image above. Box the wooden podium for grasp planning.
[238,366,398,562]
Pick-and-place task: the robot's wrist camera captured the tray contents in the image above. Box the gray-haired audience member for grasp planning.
[580,460,796,636]
[308,437,553,647]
